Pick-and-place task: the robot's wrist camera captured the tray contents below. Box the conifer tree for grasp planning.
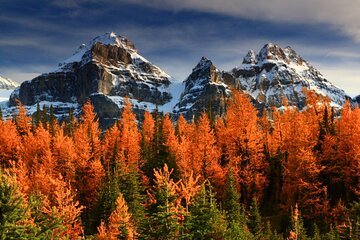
[145,164,183,239]
[0,120,21,168]
[288,204,308,240]
[118,167,146,236]
[224,170,252,239]
[14,102,31,137]
[249,198,263,239]
[0,171,58,238]
[34,102,41,127]
[118,98,141,171]
[186,182,228,239]
[217,92,268,203]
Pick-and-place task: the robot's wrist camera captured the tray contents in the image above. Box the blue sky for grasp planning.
[1,0,360,96]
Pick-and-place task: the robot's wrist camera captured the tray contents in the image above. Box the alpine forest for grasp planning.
[0,90,359,240]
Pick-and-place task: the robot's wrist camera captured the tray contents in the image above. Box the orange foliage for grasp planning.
[118,98,141,170]
[97,193,135,240]
[217,92,268,203]
[0,120,21,167]
[42,175,85,238]
[193,113,223,185]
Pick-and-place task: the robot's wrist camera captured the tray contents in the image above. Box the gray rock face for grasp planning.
[9,32,174,128]
[231,43,349,109]
[173,57,233,120]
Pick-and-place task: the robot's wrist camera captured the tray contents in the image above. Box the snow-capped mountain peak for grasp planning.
[232,43,348,108]
[57,32,149,71]
[243,50,258,64]
[0,76,19,90]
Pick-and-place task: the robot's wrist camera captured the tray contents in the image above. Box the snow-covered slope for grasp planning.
[0,76,19,90]
[0,76,19,109]
[231,43,349,108]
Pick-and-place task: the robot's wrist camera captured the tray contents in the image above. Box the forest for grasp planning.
[0,90,359,239]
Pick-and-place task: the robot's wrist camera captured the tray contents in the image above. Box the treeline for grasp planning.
[0,90,359,239]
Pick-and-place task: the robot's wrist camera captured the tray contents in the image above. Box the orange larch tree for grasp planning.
[218,92,268,203]
[193,112,224,188]
[0,119,21,168]
[73,100,105,209]
[118,98,141,170]
[42,175,85,238]
[334,101,360,203]
[51,129,77,185]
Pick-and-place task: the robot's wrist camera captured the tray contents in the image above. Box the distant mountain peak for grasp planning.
[243,50,258,64]
[57,32,137,70]
[258,43,287,62]
[233,43,348,108]
[0,75,19,90]
[193,56,212,71]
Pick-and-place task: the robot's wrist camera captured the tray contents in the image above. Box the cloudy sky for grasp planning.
[1,0,360,96]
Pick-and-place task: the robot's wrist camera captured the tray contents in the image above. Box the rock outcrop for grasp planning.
[173,57,232,120]
[9,32,175,128]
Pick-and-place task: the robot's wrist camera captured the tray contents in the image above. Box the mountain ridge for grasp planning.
[2,33,355,127]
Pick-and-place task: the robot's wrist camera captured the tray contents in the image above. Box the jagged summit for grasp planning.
[0,76,19,90]
[243,50,257,64]
[58,32,135,69]
[8,32,174,128]
[232,43,348,108]
[173,57,231,120]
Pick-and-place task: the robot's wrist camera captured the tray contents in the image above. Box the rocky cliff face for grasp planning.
[172,57,232,120]
[9,32,175,128]
[231,43,349,109]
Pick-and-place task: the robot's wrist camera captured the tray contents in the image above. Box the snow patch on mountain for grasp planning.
[0,76,19,90]
[232,43,348,108]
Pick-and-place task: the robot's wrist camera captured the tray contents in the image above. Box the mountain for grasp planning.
[5,34,352,126]
[231,43,348,108]
[8,32,179,128]
[175,43,350,120]
[0,76,19,90]
[0,76,19,109]
[173,57,232,120]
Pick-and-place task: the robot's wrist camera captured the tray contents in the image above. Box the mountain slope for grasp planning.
[0,76,19,108]
[173,57,232,120]
[231,43,349,108]
[8,32,178,128]
[0,76,19,90]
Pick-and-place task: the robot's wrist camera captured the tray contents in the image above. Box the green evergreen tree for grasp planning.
[224,170,252,239]
[264,221,284,240]
[312,223,321,240]
[249,198,263,239]
[88,173,120,234]
[0,172,59,239]
[49,104,56,136]
[41,105,48,129]
[119,167,146,236]
[288,204,308,240]
[144,165,182,240]
[324,224,338,240]
[142,114,179,183]
[34,102,41,127]
[186,182,227,240]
